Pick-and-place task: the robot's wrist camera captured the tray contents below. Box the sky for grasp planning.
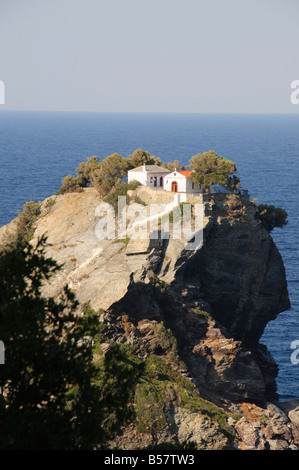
[0,0,298,113]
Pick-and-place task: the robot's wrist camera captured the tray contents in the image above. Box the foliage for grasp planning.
[134,354,234,442]
[189,150,238,191]
[161,160,185,171]
[148,322,184,369]
[192,308,210,320]
[161,203,193,228]
[45,197,56,208]
[147,272,169,297]
[16,200,41,245]
[77,301,104,338]
[125,179,142,191]
[131,195,147,206]
[76,156,101,187]
[93,344,144,438]
[91,153,129,197]
[226,174,241,191]
[134,356,178,434]
[128,148,161,168]
[113,236,131,249]
[103,180,141,213]
[257,204,288,231]
[56,174,83,195]
[56,156,102,194]
[0,236,143,449]
[56,153,129,197]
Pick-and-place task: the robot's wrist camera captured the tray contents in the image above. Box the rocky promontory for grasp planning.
[0,186,295,450]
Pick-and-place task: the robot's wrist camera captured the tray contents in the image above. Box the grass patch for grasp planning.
[134,354,235,441]
[113,236,130,247]
[192,308,210,320]
[45,197,56,208]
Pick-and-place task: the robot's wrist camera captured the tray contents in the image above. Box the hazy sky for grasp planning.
[0,0,298,113]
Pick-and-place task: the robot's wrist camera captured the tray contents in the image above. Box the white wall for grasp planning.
[128,171,147,186]
[164,172,203,193]
[164,173,186,192]
[185,177,203,194]
[129,169,203,193]
[146,173,166,189]
[128,170,169,189]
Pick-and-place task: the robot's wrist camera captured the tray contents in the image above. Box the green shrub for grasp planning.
[189,151,239,191]
[133,354,235,442]
[192,308,210,320]
[56,174,83,195]
[45,197,56,208]
[128,148,161,168]
[104,180,142,213]
[0,237,145,449]
[16,200,41,245]
[127,180,142,191]
[257,204,288,231]
[76,156,101,187]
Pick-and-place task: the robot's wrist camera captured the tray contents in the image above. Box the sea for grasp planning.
[0,110,298,401]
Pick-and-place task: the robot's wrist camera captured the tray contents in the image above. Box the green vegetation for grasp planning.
[76,155,102,187]
[192,308,210,320]
[131,194,147,206]
[16,200,41,245]
[161,159,185,171]
[56,153,129,197]
[0,233,240,449]
[134,354,235,444]
[55,148,174,198]
[91,153,129,197]
[45,197,56,208]
[113,236,131,248]
[0,236,143,449]
[226,174,242,192]
[56,174,84,195]
[257,204,288,232]
[54,149,289,237]
[148,322,185,370]
[56,148,242,203]
[128,148,161,168]
[103,180,141,213]
[170,202,193,222]
[92,344,144,438]
[147,271,169,296]
[56,152,147,200]
[189,150,240,192]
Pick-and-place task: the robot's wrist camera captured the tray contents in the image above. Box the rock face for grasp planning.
[160,193,290,345]
[24,189,134,311]
[0,187,293,450]
[13,188,289,402]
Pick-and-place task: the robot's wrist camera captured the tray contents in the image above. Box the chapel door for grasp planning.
[171,181,178,192]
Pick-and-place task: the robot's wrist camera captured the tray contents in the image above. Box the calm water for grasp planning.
[0,110,298,401]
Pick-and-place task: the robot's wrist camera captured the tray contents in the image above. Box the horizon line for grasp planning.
[0,109,298,116]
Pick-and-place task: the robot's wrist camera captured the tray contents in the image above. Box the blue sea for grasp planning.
[0,110,298,401]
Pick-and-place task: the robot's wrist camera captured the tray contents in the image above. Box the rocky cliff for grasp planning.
[0,186,296,450]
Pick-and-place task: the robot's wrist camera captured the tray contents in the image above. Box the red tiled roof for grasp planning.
[178,170,193,177]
